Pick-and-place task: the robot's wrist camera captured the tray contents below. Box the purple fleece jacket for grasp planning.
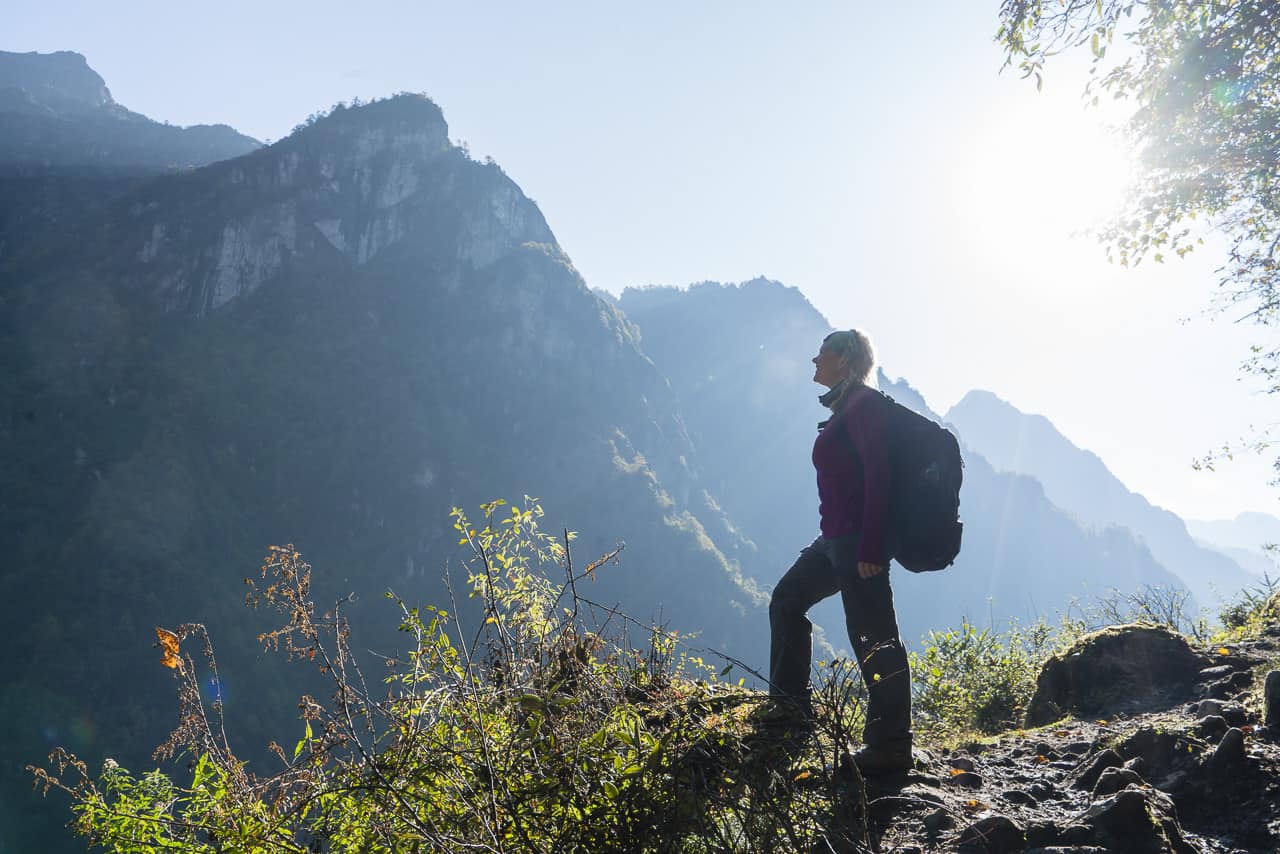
[812,384,891,566]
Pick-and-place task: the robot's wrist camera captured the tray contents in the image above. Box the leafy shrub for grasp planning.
[909,618,1055,738]
[1215,573,1280,641]
[32,500,873,853]
[908,579,1274,740]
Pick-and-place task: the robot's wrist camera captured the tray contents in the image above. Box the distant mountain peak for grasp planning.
[71,91,555,317]
[1187,511,1280,561]
[878,373,940,419]
[947,388,1257,607]
[0,49,113,113]
[621,277,826,328]
[283,94,450,160]
[0,49,259,174]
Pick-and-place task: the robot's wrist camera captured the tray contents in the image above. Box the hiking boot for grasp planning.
[749,696,814,730]
[852,739,914,776]
[747,698,815,755]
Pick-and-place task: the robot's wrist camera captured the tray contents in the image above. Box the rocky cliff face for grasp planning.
[0,50,113,113]
[121,97,461,314]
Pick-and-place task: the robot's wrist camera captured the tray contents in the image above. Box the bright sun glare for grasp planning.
[950,103,1138,276]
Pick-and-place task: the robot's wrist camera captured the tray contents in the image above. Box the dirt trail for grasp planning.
[863,625,1280,853]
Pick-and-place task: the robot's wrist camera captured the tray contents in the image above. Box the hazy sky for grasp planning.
[9,1,1277,522]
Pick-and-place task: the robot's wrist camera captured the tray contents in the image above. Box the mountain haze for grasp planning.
[1189,511,1280,556]
[946,389,1256,610]
[619,281,1187,646]
[1188,511,1280,579]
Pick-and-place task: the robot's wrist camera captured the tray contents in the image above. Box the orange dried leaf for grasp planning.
[155,627,183,671]
[950,768,966,777]
[964,799,989,812]
[1035,755,1049,764]
[1217,647,1231,655]
[793,770,813,781]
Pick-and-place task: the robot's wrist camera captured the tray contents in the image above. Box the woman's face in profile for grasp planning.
[812,342,848,389]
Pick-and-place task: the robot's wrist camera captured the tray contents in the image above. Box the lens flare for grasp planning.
[204,676,226,705]
[69,714,96,747]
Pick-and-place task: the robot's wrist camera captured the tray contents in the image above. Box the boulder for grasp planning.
[1189,699,1248,726]
[1092,766,1144,796]
[1205,727,1247,775]
[1192,715,1229,741]
[1021,819,1062,848]
[1069,748,1123,791]
[1265,670,1280,728]
[1026,623,1203,726]
[1000,788,1038,806]
[1118,726,1191,776]
[957,814,1025,853]
[945,771,984,789]
[922,808,954,834]
[1027,780,1059,802]
[1079,786,1198,853]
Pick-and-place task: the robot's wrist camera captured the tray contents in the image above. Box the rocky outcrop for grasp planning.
[862,625,1280,853]
[855,622,1280,854]
[107,95,546,317]
[1026,623,1204,726]
[0,50,112,113]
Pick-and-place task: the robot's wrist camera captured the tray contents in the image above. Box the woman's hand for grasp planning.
[857,561,884,579]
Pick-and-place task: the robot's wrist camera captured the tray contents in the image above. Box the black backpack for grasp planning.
[841,390,964,573]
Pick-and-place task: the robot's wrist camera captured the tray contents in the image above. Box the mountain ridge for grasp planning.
[0,49,259,175]
[946,388,1256,610]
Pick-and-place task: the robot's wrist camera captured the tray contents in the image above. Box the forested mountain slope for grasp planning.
[0,92,763,852]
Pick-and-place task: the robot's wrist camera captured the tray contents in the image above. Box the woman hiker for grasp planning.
[765,328,913,775]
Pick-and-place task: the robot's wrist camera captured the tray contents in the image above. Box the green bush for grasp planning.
[909,618,1055,738]
[1215,573,1279,641]
[32,500,872,853]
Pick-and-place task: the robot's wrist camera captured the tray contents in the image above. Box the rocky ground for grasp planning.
[858,622,1280,853]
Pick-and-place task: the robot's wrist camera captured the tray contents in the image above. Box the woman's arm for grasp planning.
[845,391,891,569]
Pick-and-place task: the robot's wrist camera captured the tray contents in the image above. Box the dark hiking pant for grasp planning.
[768,533,912,746]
